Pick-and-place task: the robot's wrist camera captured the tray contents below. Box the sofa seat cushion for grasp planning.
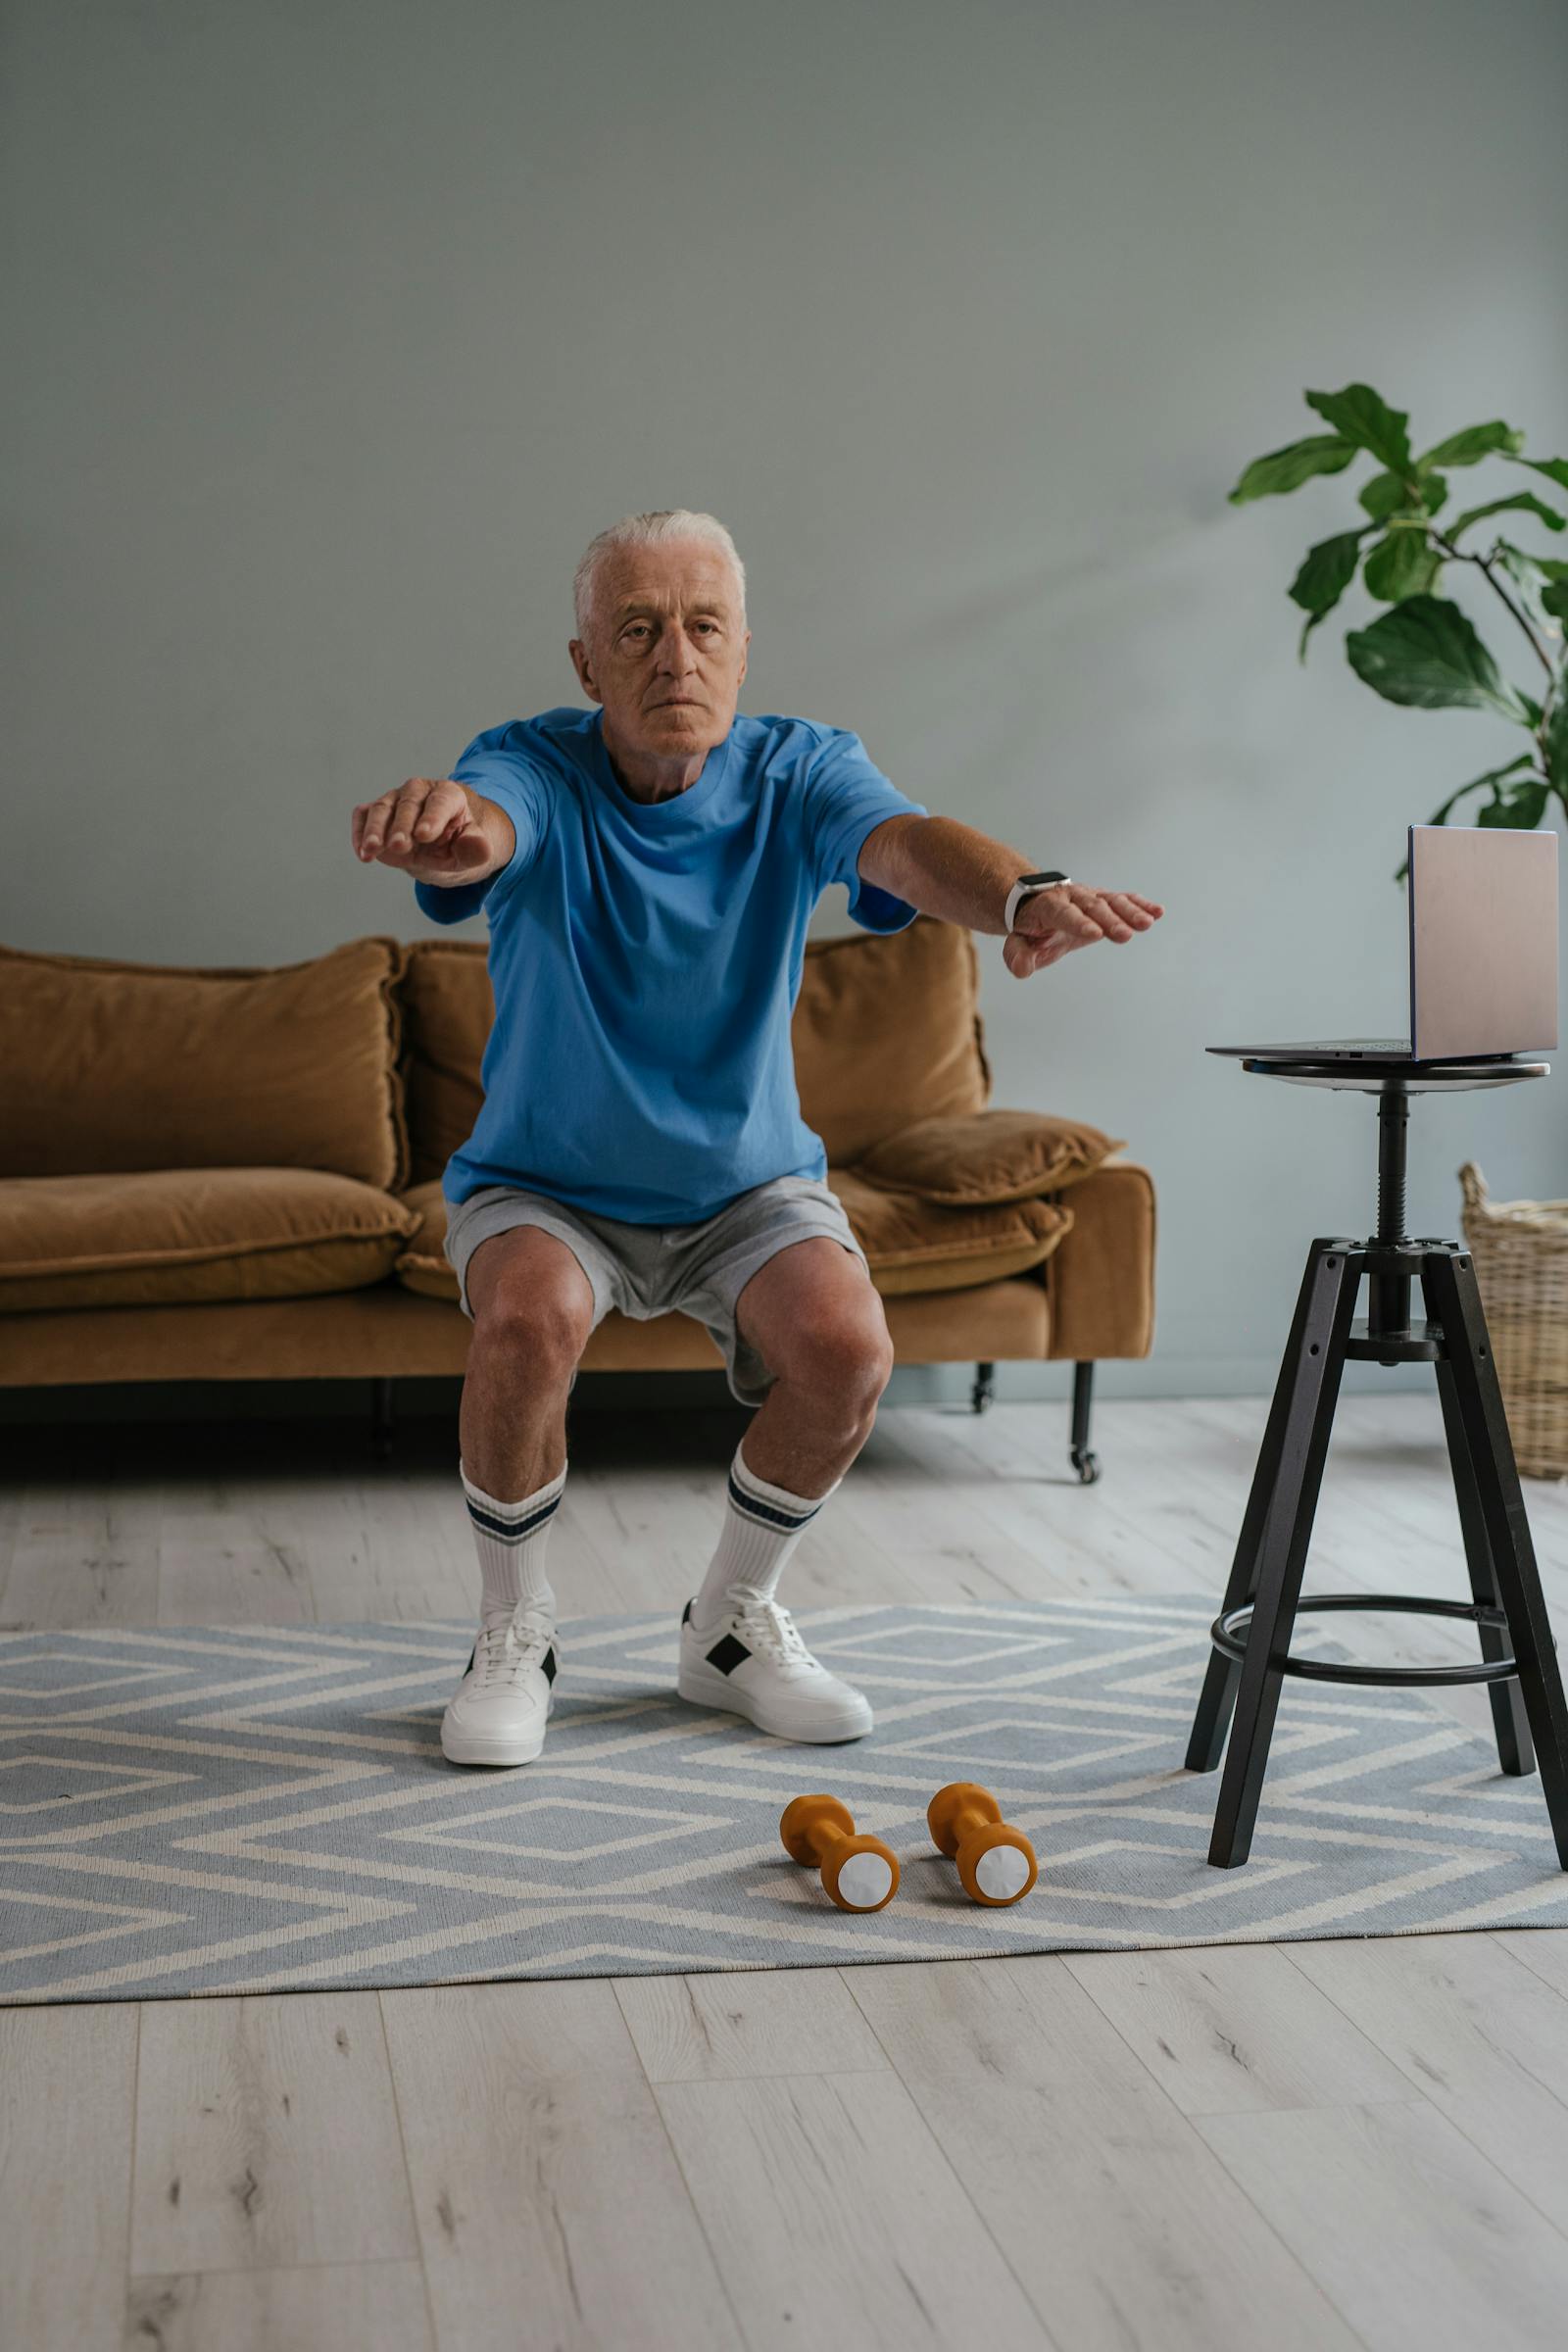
[857,1107,1126,1205]
[0,1169,422,1314]
[391,1173,1072,1304]
[395,1178,450,1295]
[0,936,412,1192]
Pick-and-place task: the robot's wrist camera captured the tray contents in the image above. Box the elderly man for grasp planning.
[352,508,1161,1767]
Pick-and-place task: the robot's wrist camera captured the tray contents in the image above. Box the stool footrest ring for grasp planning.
[1210,1592,1518,1689]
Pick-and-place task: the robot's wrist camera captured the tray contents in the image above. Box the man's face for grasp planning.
[569,540,750,762]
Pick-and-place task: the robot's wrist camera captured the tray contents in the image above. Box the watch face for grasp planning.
[1021,870,1068,886]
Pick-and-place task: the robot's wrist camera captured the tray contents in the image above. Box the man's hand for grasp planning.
[1004,882,1164,979]
[351,777,514,886]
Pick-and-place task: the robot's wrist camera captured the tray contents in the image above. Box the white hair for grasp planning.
[572,509,747,646]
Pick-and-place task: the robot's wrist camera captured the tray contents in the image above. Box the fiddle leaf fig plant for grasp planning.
[1230,383,1568,879]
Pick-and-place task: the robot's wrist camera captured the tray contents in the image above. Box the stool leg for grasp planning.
[1188,1238,1346,1773]
[1208,1243,1363,1867]
[1434,1351,1533,1777]
[1422,1250,1568,1868]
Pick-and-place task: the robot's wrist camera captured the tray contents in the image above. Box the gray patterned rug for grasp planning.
[3,1597,1566,2004]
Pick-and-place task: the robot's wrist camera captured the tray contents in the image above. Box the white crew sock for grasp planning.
[461,1458,565,1632]
[690,1439,842,1631]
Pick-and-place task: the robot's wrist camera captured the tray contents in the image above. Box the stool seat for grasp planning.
[1187,1061,1568,1870]
[1237,1057,1549,1094]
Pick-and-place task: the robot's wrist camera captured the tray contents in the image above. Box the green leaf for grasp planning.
[1427,753,1536,825]
[1229,435,1358,502]
[1362,527,1441,603]
[1359,470,1406,520]
[1515,457,1568,496]
[1448,492,1566,539]
[1304,383,1413,474]
[1493,543,1558,633]
[1361,467,1446,520]
[1288,530,1366,617]
[1344,594,1533,719]
[1417,420,1524,468]
[1476,774,1549,828]
[1546,690,1568,792]
[1544,584,1568,624]
[1399,754,1544,877]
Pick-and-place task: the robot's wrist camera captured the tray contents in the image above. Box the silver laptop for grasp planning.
[1209,822,1559,1064]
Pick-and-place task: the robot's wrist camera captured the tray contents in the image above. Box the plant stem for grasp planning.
[1432,531,1555,680]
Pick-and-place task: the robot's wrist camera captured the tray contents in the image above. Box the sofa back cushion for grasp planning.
[396,942,493,1189]
[394,914,991,1181]
[0,936,411,1192]
[795,916,991,1162]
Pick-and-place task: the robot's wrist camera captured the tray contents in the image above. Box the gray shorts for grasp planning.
[442,1172,871,1409]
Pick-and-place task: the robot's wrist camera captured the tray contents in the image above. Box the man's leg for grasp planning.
[441,1222,599,1766]
[733,1237,895,1494]
[460,1221,597,1502]
[678,1236,894,1741]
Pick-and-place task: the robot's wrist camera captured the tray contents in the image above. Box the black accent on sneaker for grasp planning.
[681,1598,693,1626]
[542,1646,558,1685]
[464,1643,476,1677]
[706,1633,752,1676]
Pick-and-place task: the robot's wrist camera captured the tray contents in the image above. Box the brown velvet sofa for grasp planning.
[0,916,1155,1479]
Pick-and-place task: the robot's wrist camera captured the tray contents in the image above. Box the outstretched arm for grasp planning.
[857,813,1163,979]
[351,777,515,886]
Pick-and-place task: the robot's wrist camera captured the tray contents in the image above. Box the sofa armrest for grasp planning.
[854,1106,1126,1206]
[1042,1158,1156,1361]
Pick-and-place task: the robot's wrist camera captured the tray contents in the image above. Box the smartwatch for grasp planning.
[1004,869,1072,934]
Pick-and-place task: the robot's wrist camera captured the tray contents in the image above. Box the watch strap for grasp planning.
[1004,870,1071,934]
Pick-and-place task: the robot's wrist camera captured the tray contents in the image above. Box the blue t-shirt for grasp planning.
[415,705,929,1224]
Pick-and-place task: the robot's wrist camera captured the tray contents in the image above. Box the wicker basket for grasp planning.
[1457,1160,1568,1480]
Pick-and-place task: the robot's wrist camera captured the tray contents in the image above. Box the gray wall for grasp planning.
[6,0,1566,1402]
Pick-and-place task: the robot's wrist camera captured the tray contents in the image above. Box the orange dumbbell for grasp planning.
[779,1794,900,1913]
[927,1782,1038,1906]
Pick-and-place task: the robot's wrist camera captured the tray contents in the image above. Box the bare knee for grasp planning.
[467,1228,597,1376]
[772,1309,895,1415]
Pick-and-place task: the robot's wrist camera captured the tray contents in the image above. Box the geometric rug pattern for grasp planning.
[3,1596,1567,2005]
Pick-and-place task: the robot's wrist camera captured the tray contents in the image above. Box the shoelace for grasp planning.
[472,1612,555,1690]
[728,1594,815,1669]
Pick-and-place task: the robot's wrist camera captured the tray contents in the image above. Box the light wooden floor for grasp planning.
[6,1389,1568,2351]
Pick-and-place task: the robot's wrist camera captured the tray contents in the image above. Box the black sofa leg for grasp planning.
[370,1376,396,1460]
[1070,1360,1100,1485]
[971,1361,996,1414]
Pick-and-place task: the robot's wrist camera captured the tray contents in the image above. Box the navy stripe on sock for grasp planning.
[726,1469,822,1534]
[466,1494,562,1544]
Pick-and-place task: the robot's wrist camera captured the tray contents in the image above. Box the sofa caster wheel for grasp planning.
[1071,1448,1101,1486]
[970,1361,995,1414]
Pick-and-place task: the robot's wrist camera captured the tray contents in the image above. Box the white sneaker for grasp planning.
[677,1589,873,1743]
[440,1609,559,1766]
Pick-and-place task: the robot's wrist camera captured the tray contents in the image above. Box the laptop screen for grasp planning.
[1411,823,1559,1057]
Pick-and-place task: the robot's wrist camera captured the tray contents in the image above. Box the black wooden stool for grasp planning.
[1186,1054,1568,1870]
